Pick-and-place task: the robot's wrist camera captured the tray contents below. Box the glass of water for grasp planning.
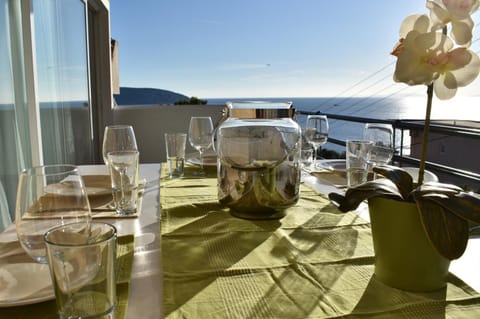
[107,150,139,215]
[346,140,373,187]
[363,123,394,170]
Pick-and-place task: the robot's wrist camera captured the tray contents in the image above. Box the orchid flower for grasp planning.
[330,0,480,261]
[426,0,479,46]
[391,14,480,100]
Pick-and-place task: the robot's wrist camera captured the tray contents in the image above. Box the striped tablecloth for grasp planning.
[160,164,480,318]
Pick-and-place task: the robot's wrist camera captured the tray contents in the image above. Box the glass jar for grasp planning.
[215,101,302,219]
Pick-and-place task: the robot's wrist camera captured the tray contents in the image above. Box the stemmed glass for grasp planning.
[15,164,92,263]
[363,123,394,168]
[363,123,394,179]
[188,117,214,176]
[102,125,138,165]
[304,115,329,169]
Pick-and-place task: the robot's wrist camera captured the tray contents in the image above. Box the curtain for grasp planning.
[33,0,93,165]
[0,0,33,230]
[0,0,93,231]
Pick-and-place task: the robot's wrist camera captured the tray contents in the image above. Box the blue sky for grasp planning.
[110,1,480,99]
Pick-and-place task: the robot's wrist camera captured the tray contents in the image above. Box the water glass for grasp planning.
[363,123,394,166]
[346,140,373,187]
[164,133,187,178]
[44,222,117,319]
[107,150,139,215]
[15,164,92,263]
[300,146,314,169]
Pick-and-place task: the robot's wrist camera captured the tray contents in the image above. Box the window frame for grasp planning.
[19,0,113,165]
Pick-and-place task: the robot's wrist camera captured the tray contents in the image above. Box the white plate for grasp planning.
[0,263,55,307]
[45,176,112,197]
[402,167,439,183]
[186,153,217,167]
[82,175,112,196]
[315,159,346,172]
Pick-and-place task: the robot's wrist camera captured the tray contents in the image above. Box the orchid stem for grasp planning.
[418,84,433,186]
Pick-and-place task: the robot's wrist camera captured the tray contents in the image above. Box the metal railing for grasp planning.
[297,110,480,189]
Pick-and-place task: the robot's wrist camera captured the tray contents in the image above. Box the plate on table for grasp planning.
[186,152,217,167]
[311,159,346,173]
[44,175,111,197]
[0,263,55,307]
[307,160,347,187]
[321,159,346,172]
[82,175,112,197]
[82,175,113,209]
[402,167,439,183]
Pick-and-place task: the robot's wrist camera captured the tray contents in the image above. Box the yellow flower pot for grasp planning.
[368,197,450,292]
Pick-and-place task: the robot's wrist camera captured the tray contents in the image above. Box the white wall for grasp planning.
[112,104,226,163]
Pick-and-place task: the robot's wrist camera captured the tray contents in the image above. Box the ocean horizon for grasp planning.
[2,95,478,154]
[208,96,480,153]
[207,96,480,121]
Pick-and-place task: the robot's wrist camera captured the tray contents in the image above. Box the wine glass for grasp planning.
[188,117,214,176]
[363,123,394,178]
[102,125,138,165]
[15,164,92,263]
[304,115,329,169]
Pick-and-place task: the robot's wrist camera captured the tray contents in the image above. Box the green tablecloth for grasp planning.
[161,164,480,318]
[0,235,134,319]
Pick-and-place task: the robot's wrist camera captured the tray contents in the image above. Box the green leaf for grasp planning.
[417,199,469,260]
[328,163,480,261]
[373,165,414,200]
[329,179,403,212]
[419,192,480,224]
[413,182,463,195]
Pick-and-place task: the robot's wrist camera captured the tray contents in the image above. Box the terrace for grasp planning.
[1,0,480,230]
[3,1,480,318]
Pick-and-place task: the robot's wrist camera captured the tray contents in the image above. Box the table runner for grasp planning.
[160,163,480,318]
[0,234,134,319]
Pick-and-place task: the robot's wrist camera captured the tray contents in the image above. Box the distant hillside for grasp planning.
[114,87,189,106]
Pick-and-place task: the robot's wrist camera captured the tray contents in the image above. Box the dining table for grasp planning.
[1,161,480,318]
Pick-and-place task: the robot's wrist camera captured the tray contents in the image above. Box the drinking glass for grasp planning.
[346,140,373,187]
[44,222,117,319]
[15,164,92,263]
[102,125,138,165]
[188,117,214,176]
[304,115,329,169]
[108,150,139,215]
[363,123,394,168]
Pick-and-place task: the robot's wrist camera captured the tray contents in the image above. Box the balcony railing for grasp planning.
[105,104,480,190]
[297,109,480,190]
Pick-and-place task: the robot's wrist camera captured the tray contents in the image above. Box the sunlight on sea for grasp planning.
[208,95,480,155]
[398,96,480,120]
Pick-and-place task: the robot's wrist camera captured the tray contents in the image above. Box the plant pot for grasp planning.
[368,196,450,292]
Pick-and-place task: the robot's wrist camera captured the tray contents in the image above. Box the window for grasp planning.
[0,0,111,229]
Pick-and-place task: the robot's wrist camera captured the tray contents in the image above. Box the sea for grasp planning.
[208,96,480,154]
[2,96,478,154]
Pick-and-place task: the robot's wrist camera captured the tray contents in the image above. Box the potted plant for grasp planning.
[329,0,480,292]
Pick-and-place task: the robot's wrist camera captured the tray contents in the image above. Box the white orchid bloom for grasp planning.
[426,0,480,46]
[392,14,480,100]
[399,14,432,37]
[433,47,480,99]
